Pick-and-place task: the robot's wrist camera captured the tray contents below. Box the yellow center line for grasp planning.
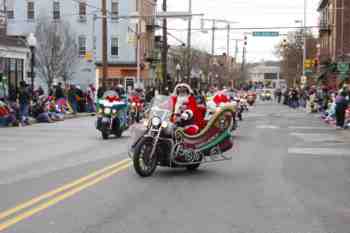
[0,158,130,222]
[0,163,130,232]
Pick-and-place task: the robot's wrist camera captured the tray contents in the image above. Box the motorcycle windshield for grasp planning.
[148,95,172,121]
[102,91,119,98]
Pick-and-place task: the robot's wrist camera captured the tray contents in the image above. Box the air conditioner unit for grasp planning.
[79,15,87,22]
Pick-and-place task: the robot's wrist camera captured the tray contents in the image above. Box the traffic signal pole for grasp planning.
[186,0,192,84]
[161,0,168,94]
[101,0,108,88]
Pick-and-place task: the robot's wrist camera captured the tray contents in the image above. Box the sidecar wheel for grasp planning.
[115,129,123,138]
[136,112,140,123]
[102,132,109,140]
[186,163,200,171]
[133,138,157,177]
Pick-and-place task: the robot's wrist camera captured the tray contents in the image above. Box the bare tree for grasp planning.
[275,30,318,87]
[35,15,78,89]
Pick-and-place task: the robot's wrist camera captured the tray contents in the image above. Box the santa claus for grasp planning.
[170,83,205,135]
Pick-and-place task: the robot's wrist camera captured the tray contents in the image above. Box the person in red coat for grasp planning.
[170,83,204,135]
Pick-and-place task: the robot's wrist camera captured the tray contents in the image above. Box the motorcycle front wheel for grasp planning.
[102,132,109,140]
[133,138,158,177]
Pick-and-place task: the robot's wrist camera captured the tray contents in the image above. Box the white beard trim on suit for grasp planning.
[174,95,188,114]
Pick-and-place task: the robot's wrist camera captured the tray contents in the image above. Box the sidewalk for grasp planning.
[283,104,350,141]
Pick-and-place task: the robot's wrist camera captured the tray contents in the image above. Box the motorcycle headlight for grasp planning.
[98,108,103,114]
[161,121,168,128]
[112,109,117,114]
[132,103,136,106]
[151,117,161,127]
[104,108,111,114]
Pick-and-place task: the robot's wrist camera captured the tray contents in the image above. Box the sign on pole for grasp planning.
[252,31,279,37]
[337,62,349,74]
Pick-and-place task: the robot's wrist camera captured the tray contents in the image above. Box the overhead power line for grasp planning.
[166,26,322,32]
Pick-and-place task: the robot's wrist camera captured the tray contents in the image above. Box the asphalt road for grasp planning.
[1,102,350,233]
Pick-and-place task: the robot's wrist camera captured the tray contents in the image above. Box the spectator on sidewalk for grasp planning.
[274,88,282,104]
[0,100,18,127]
[86,84,96,113]
[68,84,78,114]
[55,82,64,102]
[282,88,289,105]
[299,88,308,108]
[75,85,85,112]
[18,81,31,126]
[36,86,44,96]
[335,91,349,129]
[32,96,53,123]
[290,88,299,108]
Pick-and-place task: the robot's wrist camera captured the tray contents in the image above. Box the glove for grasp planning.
[181,112,189,121]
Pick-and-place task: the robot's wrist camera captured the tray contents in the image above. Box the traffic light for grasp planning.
[244,36,248,46]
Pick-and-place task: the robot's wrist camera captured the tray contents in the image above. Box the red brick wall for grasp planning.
[342,0,350,57]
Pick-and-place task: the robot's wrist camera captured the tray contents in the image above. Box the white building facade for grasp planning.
[5,0,139,90]
[249,64,286,89]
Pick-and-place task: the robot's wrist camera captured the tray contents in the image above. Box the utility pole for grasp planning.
[211,20,216,56]
[101,0,108,89]
[302,0,307,77]
[241,46,246,83]
[161,0,168,94]
[234,39,239,59]
[341,0,345,60]
[186,0,192,84]
[226,24,230,57]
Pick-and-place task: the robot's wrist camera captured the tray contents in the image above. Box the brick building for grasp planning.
[317,0,350,88]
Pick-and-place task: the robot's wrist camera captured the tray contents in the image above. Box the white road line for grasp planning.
[288,147,350,156]
[290,132,344,143]
[288,126,332,130]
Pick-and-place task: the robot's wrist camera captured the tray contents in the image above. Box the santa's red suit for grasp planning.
[170,84,205,135]
[213,92,230,106]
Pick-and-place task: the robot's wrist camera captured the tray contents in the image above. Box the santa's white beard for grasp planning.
[175,95,188,114]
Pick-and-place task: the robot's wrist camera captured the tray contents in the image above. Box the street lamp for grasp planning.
[199,70,203,90]
[27,33,37,92]
[176,63,181,83]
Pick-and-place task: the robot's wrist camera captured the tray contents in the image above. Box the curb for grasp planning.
[27,113,95,125]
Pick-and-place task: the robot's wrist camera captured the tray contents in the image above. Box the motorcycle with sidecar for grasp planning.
[129,95,236,177]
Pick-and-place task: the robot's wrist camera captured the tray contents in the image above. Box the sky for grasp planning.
[158,0,321,63]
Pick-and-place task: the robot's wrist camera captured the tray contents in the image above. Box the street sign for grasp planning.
[337,62,349,74]
[304,59,313,69]
[84,52,93,61]
[252,31,279,37]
